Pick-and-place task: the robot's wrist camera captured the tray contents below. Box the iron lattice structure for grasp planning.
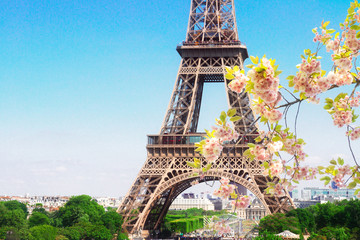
[118,0,294,234]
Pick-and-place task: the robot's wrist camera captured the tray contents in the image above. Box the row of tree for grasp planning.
[256,199,360,240]
[0,195,128,240]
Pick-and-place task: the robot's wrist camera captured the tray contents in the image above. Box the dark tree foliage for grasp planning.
[317,226,350,240]
[0,203,26,229]
[258,213,300,234]
[286,208,316,233]
[3,201,28,217]
[32,207,49,216]
[28,212,51,228]
[100,210,123,234]
[29,224,57,240]
[258,200,360,239]
[254,230,283,240]
[57,195,105,227]
[0,197,128,240]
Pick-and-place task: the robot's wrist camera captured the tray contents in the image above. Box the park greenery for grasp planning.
[256,199,360,240]
[0,195,128,240]
[162,208,228,235]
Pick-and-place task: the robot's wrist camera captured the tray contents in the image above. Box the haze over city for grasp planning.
[1,0,359,197]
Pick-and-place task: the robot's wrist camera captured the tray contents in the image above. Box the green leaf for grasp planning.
[300,92,307,100]
[355,189,360,195]
[312,28,317,34]
[250,56,259,65]
[330,159,337,165]
[225,73,234,80]
[326,29,336,34]
[351,25,360,30]
[323,21,330,28]
[255,67,265,73]
[230,192,238,199]
[186,161,197,168]
[357,31,360,38]
[194,158,201,165]
[348,181,357,189]
[220,111,226,123]
[233,66,240,72]
[274,70,283,77]
[227,108,237,117]
[205,129,212,137]
[225,67,234,74]
[337,157,344,166]
[263,162,269,169]
[246,64,254,69]
[325,97,334,104]
[348,7,355,14]
[293,180,299,184]
[248,143,256,148]
[203,163,212,172]
[230,116,242,122]
[320,176,331,181]
[286,75,295,81]
[288,80,294,88]
[323,104,332,110]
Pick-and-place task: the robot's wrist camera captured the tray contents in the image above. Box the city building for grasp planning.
[169,193,215,211]
[301,187,358,201]
[245,198,266,220]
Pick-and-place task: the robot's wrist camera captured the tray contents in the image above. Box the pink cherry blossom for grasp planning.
[203,138,223,162]
[267,141,283,153]
[250,145,270,161]
[232,195,251,209]
[347,127,360,140]
[228,71,248,93]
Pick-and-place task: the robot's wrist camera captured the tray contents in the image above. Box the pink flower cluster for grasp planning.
[293,59,326,98]
[232,195,251,209]
[331,94,359,128]
[203,138,223,162]
[328,70,353,87]
[313,29,331,43]
[289,166,318,181]
[264,160,284,177]
[333,110,353,127]
[228,70,248,93]
[279,132,307,161]
[268,180,294,197]
[251,100,283,124]
[269,183,286,197]
[212,124,240,143]
[347,127,360,140]
[334,57,352,71]
[247,58,280,104]
[345,29,360,52]
[326,38,340,52]
[267,141,284,153]
[213,177,236,199]
[250,145,270,161]
[332,165,352,188]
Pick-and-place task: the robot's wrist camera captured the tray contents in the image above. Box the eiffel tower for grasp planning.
[118,0,294,234]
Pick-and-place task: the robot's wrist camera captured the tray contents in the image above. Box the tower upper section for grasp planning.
[186,0,239,44]
[177,0,247,59]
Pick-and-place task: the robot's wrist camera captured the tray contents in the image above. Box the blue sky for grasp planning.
[0,0,359,197]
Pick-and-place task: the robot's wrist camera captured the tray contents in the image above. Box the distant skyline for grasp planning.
[0,0,359,197]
